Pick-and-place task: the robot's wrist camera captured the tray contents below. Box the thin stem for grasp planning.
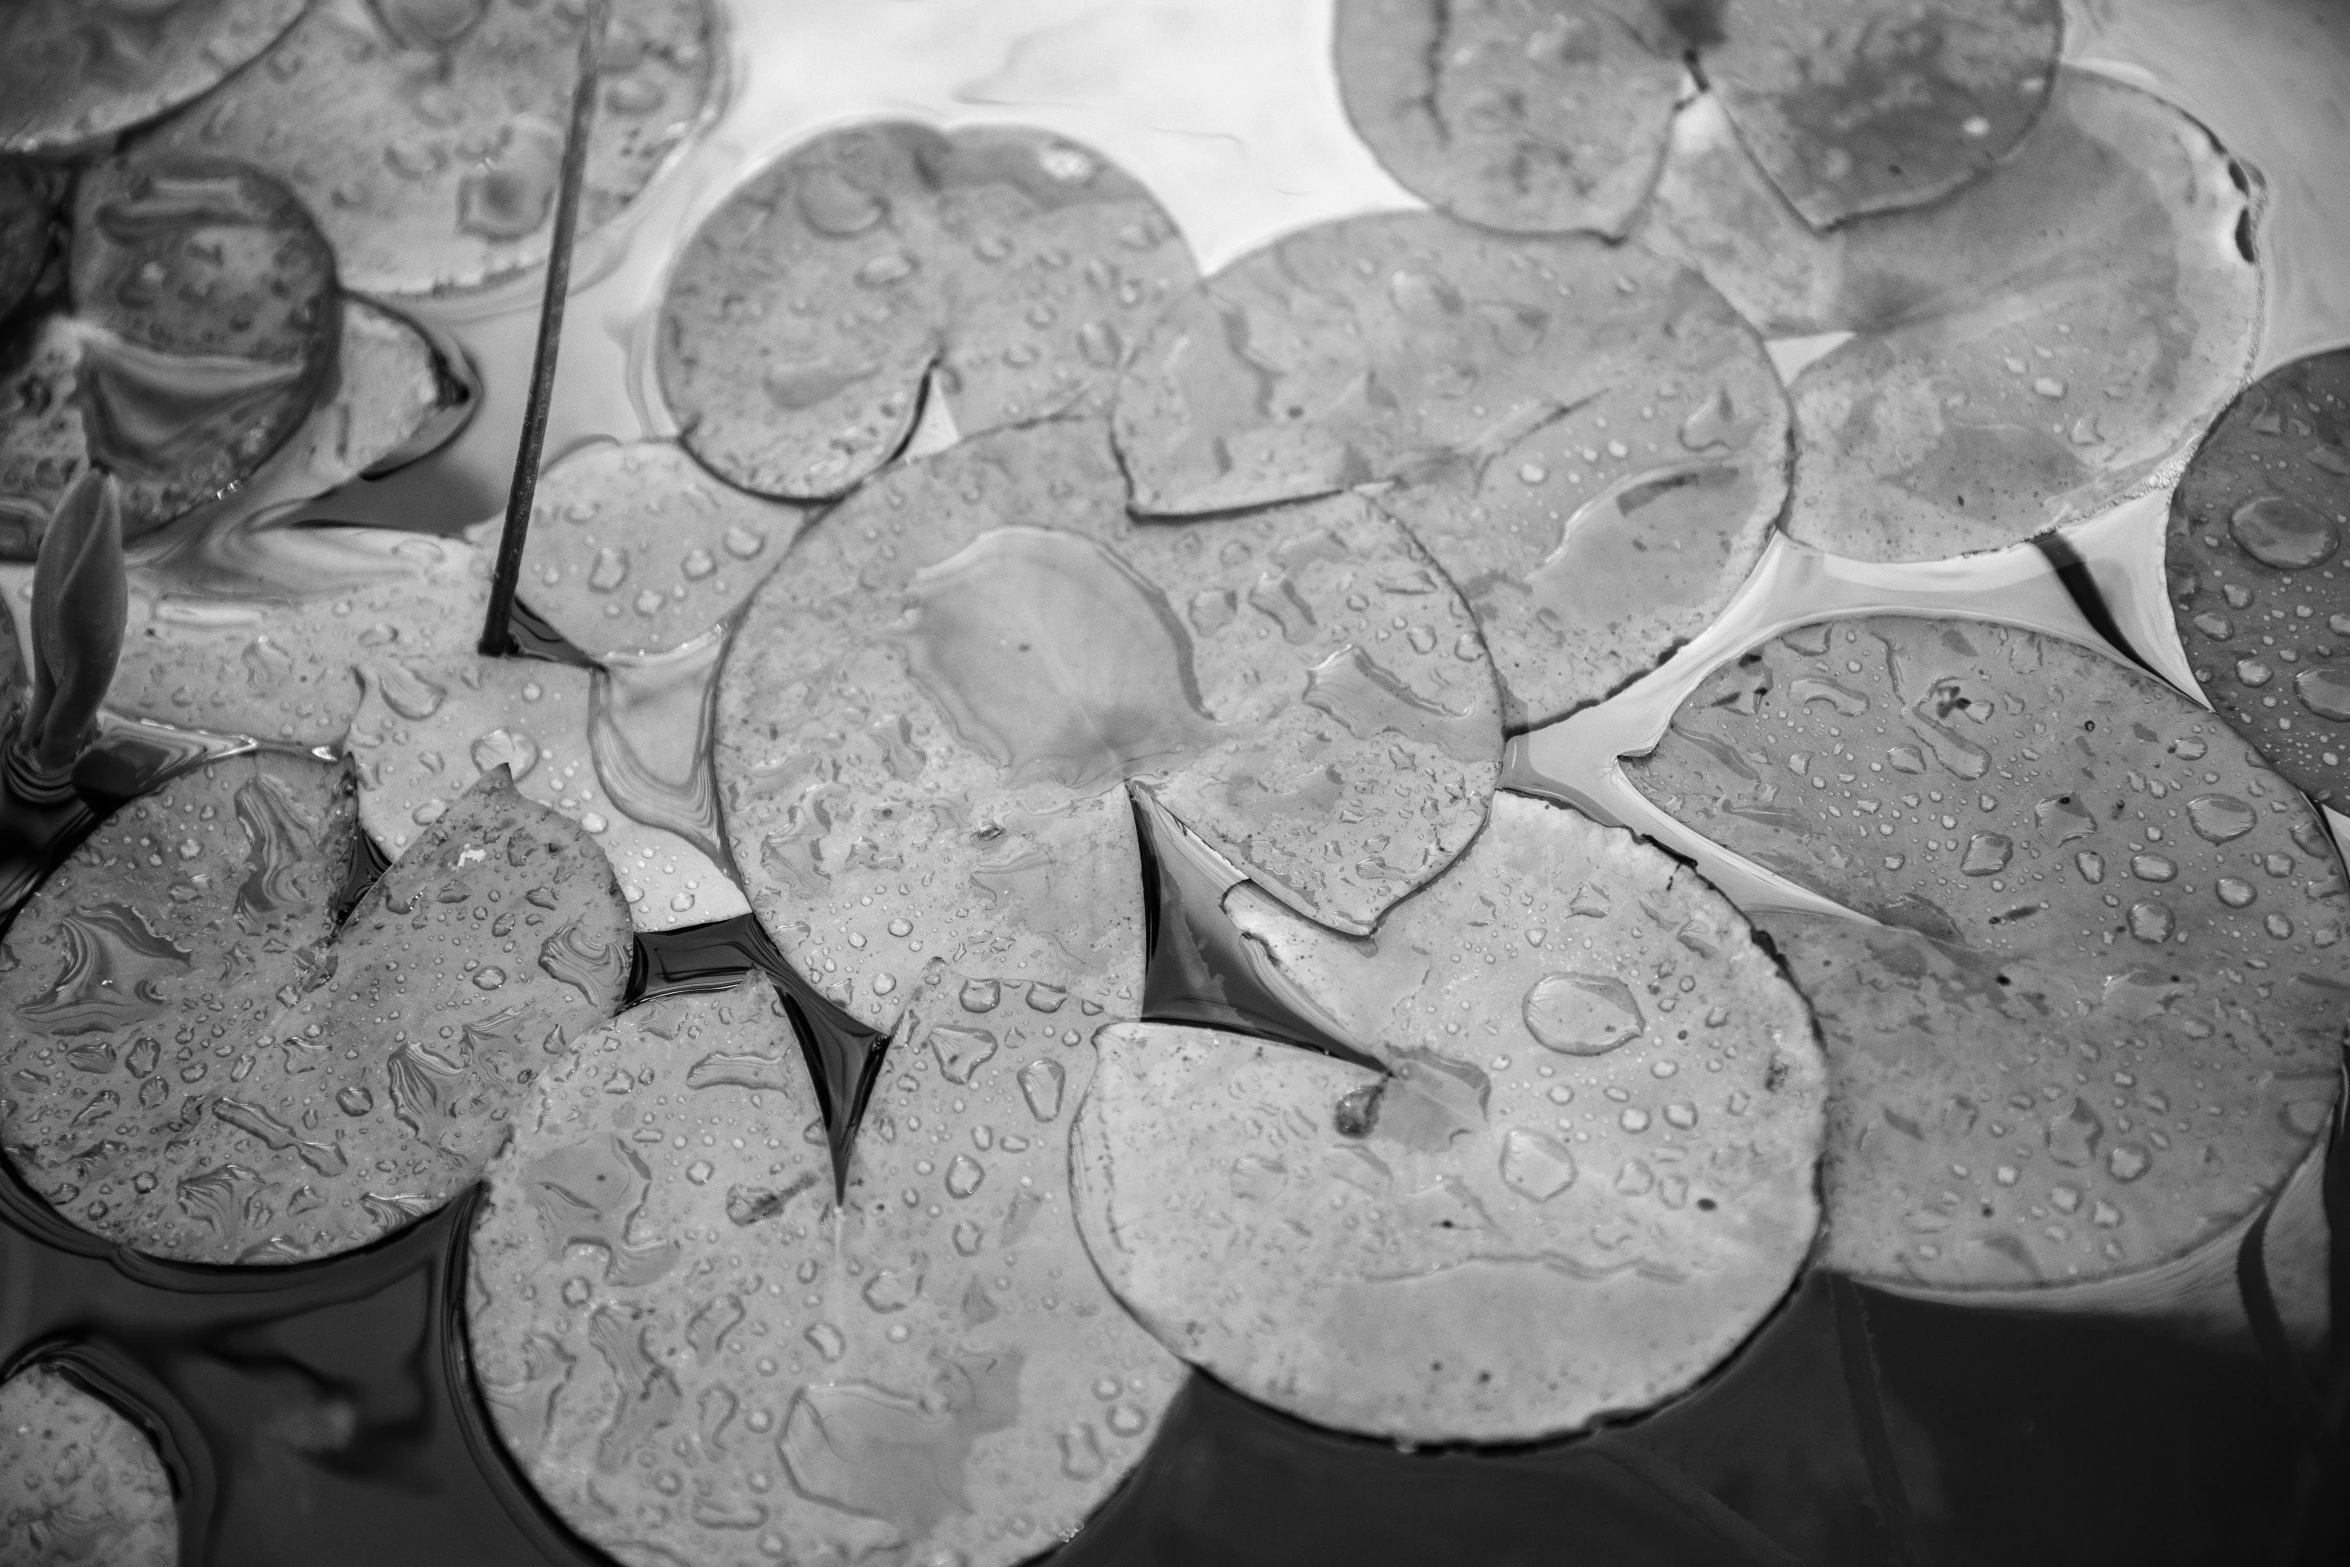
[480,0,607,657]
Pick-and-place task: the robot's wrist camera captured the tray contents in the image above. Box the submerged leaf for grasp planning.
[1648,70,2260,561]
[2166,346,2350,810]
[145,0,720,294]
[658,122,1194,501]
[0,1364,176,1567]
[468,974,1180,1567]
[1332,0,2061,236]
[713,418,1503,1033]
[0,151,341,553]
[0,0,306,155]
[1627,616,2347,1295]
[0,159,63,328]
[0,759,630,1263]
[15,472,126,797]
[1114,212,1787,725]
[1074,792,1825,1442]
[520,441,812,659]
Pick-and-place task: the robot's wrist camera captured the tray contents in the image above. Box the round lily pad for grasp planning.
[1625,615,2348,1294]
[0,151,341,554]
[145,0,721,294]
[714,418,1504,1034]
[1074,791,1826,1443]
[1333,0,2061,237]
[348,645,749,931]
[521,441,812,660]
[1646,69,2260,562]
[0,0,306,155]
[468,972,1180,1567]
[1113,211,1788,726]
[0,756,630,1264]
[2166,346,2350,811]
[657,122,1196,500]
[0,1363,176,1567]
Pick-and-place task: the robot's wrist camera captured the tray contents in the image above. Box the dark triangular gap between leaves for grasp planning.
[502,595,599,671]
[2034,532,2164,681]
[1827,1273,1930,1567]
[1127,781,1382,1073]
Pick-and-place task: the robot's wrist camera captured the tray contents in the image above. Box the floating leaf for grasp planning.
[2167,346,2350,810]
[0,151,341,554]
[1333,0,2060,236]
[520,441,811,659]
[0,0,306,155]
[145,0,720,294]
[658,122,1195,500]
[1114,212,1787,726]
[468,973,1180,1567]
[1074,792,1826,1442]
[1626,615,2348,1295]
[0,758,630,1263]
[349,646,748,931]
[1647,70,2259,561]
[714,418,1503,1032]
[0,1363,176,1567]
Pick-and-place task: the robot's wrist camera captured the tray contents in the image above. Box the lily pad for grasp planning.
[0,0,306,155]
[0,151,342,555]
[0,1363,176,1567]
[2166,346,2350,810]
[467,973,1181,1567]
[713,418,1504,1034]
[145,0,720,294]
[521,441,812,660]
[1625,615,2348,1293]
[1073,791,1826,1443]
[1646,70,2260,561]
[0,757,630,1264]
[348,646,749,931]
[1113,211,1788,726]
[1333,0,2060,236]
[657,122,1196,500]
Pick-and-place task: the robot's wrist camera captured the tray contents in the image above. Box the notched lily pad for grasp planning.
[713,418,1503,1034]
[2167,346,2350,810]
[1074,792,1826,1443]
[147,0,721,294]
[1333,0,2060,236]
[468,973,1179,1567]
[521,441,812,660]
[0,150,342,555]
[348,646,748,931]
[0,756,630,1264]
[1114,212,1788,726]
[657,121,1195,500]
[1648,70,2259,561]
[1627,615,2348,1293]
[0,0,306,155]
[0,1363,177,1567]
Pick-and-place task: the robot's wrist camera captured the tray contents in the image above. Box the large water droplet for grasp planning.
[2046,1097,2104,1167]
[796,169,885,237]
[2185,793,2256,842]
[764,355,878,411]
[1958,832,2013,876]
[928,1025,997,1085]
[1018,1057,1065,1122]
[456,118,565,240]
[2295,665,2350,722]
[1521,972,1644,1056]
[471,728,540,782]
[2229,495,2339,571]
[1497,1127,1578,1202]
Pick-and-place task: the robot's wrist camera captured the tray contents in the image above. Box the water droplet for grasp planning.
[1078,320,1123,368]
[2034,795,2096,844]
[2107,1143,2149,1182]
[2130,853,2177,883]
[456,117,564,241]
[2046,1097,2104,1167]
[2296,665,2350,722]
[473,967,506,991]
[1677,386,1736,451]
[1497,1128,1577,1201]
[2127,901,2174,943]
[377,662,447,721]
[471,728,540,782]
[2230,496,2339,571]
[2216,877,2256,908]
[1959,832,2013,876]
[854,250,918,287]
[2033,377,2067,399]
[797,169,883,236]
[958,979,1000,1013]
[805,1322,846,1361]
[1521,972,1645,1055]
[336,1086,373,1116]
[927,1025,997,1084]
[763,355,877,411]
[1018,1058,1066,1122]
[2076,851,2106,884]
[2186,794,2256,842]
[945,1155,984,1199]
[2236,658,2273,688]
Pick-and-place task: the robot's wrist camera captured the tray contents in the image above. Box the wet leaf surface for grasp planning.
[0,151,342,554]
[468,972,1180,1567]
[1647,71,2260,561]
[144,0,720,295]
[0,1362,177,1567]
[521,441,813,660]
[2167,346,2350,810]
[0,0,306,156]
[714,418,1503,1034]
[1626,615,2349,1292]
[0,758,630,1264]
[348,645,748,932]
[1333,0,2060,236]
[659,122,1195,502]
[1114,211,1787,726]
[1074,792,1825,1443]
